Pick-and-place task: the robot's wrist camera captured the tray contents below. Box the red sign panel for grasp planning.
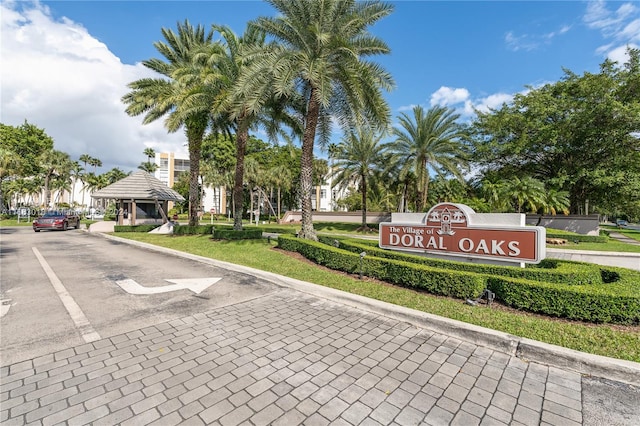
[379,203,545,264]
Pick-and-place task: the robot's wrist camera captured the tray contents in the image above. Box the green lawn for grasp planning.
[210,220,377,236]
[0,218,33,227]
[602,225,640,242]
[548,239,640,253]
[115,232,640,362]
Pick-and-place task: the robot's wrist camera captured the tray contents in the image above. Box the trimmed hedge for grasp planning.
[545,231,608,243]
[174,224,214,235]
[321,236,602,285]
[281,235,640,324]
[213,228,263,240]
[114,225,160,233]
[488,276,640,324]
[278,235,486,299]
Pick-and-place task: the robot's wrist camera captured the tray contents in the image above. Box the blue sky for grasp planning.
[2,0,639,173]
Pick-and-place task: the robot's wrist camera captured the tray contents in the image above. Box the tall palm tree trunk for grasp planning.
[277,187,281,224]
[44,176,51,209]
[360,173,367,230]
[233,123,249,231]
[299,89,321,240]
[423,173,431,211]
[186,123,206,227]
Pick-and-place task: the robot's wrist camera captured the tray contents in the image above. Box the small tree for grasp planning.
[331,126,388,231]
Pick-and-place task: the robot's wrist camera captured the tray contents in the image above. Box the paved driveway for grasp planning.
[1,228,639,425]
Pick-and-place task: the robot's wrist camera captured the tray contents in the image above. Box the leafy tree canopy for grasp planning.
[471,48,640,216]
[0,121,55,177]
[202,133,236,174]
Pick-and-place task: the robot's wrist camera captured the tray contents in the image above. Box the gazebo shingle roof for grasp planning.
[91,171,185,202]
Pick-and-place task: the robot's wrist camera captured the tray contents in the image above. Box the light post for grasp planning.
[359,251,366,279]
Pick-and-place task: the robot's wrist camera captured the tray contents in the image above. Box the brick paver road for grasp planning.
[1,289,591,426]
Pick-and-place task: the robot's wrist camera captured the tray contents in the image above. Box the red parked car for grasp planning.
[33,211,81,232]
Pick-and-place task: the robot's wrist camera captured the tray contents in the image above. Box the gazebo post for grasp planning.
[117,200,123,225]
[131,199,136,226]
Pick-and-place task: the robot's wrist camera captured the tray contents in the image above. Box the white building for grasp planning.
[154,152,227,215]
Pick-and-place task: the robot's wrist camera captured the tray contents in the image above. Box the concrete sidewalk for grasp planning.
[1,233,639,425]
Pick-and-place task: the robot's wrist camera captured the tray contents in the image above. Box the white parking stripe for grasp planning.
[32,247,101,343]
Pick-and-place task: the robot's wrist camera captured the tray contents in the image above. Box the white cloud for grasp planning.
[467,93,514,115]
[397,104,418,112]
[0,1,187,173]
[607,43,640,64]
[505,23,572,52]
[583,1,640,58]
[423,87,515,119]
[430,87,470,107]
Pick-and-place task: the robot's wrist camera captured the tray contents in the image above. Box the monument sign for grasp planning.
[379,203,546,265]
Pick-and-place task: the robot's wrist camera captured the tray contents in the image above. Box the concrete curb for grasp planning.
[547,247,640,271]
[96,232,640,387]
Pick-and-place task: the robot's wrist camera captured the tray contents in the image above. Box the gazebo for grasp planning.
[91,171,185,225]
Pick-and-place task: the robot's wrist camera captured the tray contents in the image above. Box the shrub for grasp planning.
[546,231,608,243]
[281,235,639,324]
[213,228,263,240]
[114,224,160,233]
[487,276,640,325]
[323,236,602,285]
[174,224,214,235]
[278,235,486,299]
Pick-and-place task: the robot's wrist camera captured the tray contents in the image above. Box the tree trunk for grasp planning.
[249,188,254,225]
[419,158,429,212]
[423,172,430,212]
[233,120,249,231]
[187,130,204,227]
[44,175,51,209]
[277,187,281,224]
[299,88,321,240]
[361,173,367,230]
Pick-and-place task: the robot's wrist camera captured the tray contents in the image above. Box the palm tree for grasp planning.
[267,163,292,223]
[244,156,264,225]
[541,188,570,215]
[79,154,92,170]
[390,105,468,212]
[104,168,129,184]
[39,150,72,209]
[0,147,22,210]
[78,154,92,209]
[202,24,297,231]
[474,176,508,212]
[88,157,102,174]
[502,176,546,213]
[238,0,395,240]
[204,25,264,231]
[427,176,467,205]
[122,20,216,226]
[138,162,158,173]
[143,148,156,163]
[331,126,388,231]
[84,173,110,209]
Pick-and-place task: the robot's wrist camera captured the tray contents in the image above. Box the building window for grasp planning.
[175,159,190,171]
[320,189,327,199]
